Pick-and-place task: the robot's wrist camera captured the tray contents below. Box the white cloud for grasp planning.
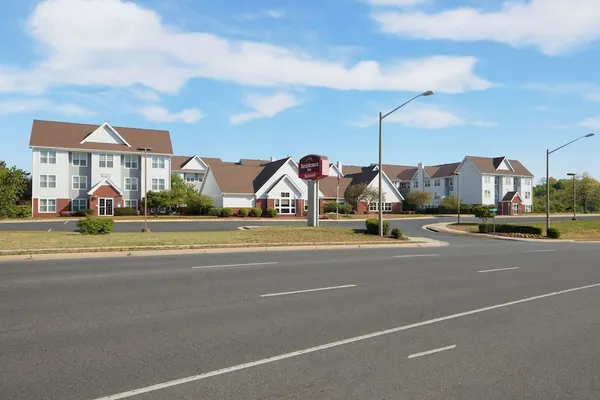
[364,0,428,7]
[0,99,91,116]
[230,92,301,125]
[0,0,490,96]
[128,88,160,101]
[137,106,204,123]
[524,83,600,101]
[350,104,495,129]
[371,0,600,55]
[578,117,600,129]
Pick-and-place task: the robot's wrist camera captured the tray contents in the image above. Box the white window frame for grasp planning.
[151,156,166,169]
[525,191,531,199]
[413,180,419,189]
[185,173,203,183]
[369,202,378,212]
[40,150,56,164]
[124,177,139,191]
[151,178,166,191]
[99,154,114,168]
[434,179,441,187]
[124,155,138,169]
[424,179,431,187]
[505,177,512,185]
[434,192,441,200]
[71,198,88,212]
[40,174,56,188]
[72,153,87,167]
[449,179,454,187]
[484,190,491,199]
[124,199,139,209]
[72,176,88,190]
[275,192,296,214]
[39,198,57,213]
[484,176,491,184]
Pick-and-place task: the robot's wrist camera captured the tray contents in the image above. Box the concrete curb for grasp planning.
[0,236,449,262]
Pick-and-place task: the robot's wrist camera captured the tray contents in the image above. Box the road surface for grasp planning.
[2,238,600,399]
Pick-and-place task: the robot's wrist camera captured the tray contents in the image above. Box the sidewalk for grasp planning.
[0,236,448,262]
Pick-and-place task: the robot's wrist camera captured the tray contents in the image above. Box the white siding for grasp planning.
[200,169,223,207]
[83,124,128,145]
[497,159,511,170]
[141,155,171,193]
[481,174,495,205]
[520,177,533,208]
[456,158,483,204]
[367,175,403,203]
[32,148,69,199]
[267,177,303,199]
[91,153,122,190]
[222,195,255,208]
[255,159,321,199]
[181,157,207,171]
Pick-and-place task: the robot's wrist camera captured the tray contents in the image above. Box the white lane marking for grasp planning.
[48,229,52,232]
[524,249,556,253]
[260,284,356,298]
[408,345,456,359]
[192,262,279,270]
[91,282,600,400]
[393,254,440,258]
[478,267,520,273]
[64,220,69,225]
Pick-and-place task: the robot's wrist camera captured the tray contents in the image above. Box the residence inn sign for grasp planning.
[298,154,329,180]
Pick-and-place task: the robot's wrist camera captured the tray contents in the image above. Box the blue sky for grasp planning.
[1,0,600,182]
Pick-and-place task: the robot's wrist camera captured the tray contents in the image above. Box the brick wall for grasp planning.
[32,198,71,217]
[89,185,123,216]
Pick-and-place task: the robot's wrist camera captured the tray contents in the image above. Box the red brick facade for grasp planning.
[32,198,71,217]
[89,185,123,216]
[295,199,305,217]
[497,194,524,216]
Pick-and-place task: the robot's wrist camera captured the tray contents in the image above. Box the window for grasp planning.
[72,176,88,190]
[124,199,139,209]
[39,199,57,213]
[424,179,431,187]
[413,180,419,189]
[275,192,296,214]
[99,154,114,168]
[124,155,138,169]
[434,179,441,187]
[71,199,87,212]
[152,178,166,191]
[72,153,87,166]
[505,177,513,185]
[484,190,491,199]
[523,178,532,186]
[39,175,56,188]
[368,202,393,212]
[152,156,166,169]
[495,189,499,199]
[525,191,531,199]
[399,182,409,189]
[434,193,441,200]
[40,150,56,164]
[449,179,453,187]
[484,176,491,184]
[185,173,203,182]
[525,205,532,213]
[125,177,139,191]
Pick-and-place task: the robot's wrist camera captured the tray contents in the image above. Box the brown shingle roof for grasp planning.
[424,162,461,178]
[239,159,270,166]
[466,156,533,177]
[29,119,173,154]
[379,164,418,181]
[319,176,354,198]
[501,191,522,202]
[171,155,193,170]
[204,157,292,194]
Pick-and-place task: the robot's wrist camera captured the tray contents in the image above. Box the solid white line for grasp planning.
[64,220,69,224]
[192,262,279,270]
[260,284,356,298]
[524,249,556,253]
[393,254,440,258]
[91,282,600,400]
[47,229,52,232]
[408,345,456,359]
[478,267,520,273]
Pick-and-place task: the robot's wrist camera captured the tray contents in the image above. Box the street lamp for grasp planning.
[453,172,461,224]
[378,90,434,236]
[546,133,594,235]
[137,147,153,233]
[567,172,576,220]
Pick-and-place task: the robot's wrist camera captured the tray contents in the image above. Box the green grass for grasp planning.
[0,226,411,252]
[523,220,600,240]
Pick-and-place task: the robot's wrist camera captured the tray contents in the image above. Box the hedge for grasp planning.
[237,208,248,217]
[323,202,353,215]
[478,223,542,235]
[365,218,390,235]
[74,209,93,217]
[114,207,138,216]
[266,208,278,218]
[220,207,234,217]
[207,207,222,217]
[249,207,263,217]
[547,227,561,239]
[8,205,32,218]
[391,228,403,239]
[76,217,114,235]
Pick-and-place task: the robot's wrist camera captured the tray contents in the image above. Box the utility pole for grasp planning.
[138,147,153,232]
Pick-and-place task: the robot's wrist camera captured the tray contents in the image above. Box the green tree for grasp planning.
[145,191,170,214]
[0,162,29,219]
[169,173,187,211]
[406,191,431,209]
[577,173,600,213]
[185,186,214,215]
[473,205,495,222]
[345,183,368,208]
[533,173,600,214]
[440,195,459,210]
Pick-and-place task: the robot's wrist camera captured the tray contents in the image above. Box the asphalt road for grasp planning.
[2,239,600,399]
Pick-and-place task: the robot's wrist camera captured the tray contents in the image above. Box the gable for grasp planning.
[497,159,513,171]
[81,123,131,147]
[265,175,304,198]
[365,172,405,202]
[182,156,207,171]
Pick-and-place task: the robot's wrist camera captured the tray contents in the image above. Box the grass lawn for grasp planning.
[0,226,409,252]
[327,213,438,219]
[448,223,479,233]
[524,220,600,240]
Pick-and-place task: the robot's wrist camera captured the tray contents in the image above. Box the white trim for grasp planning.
[180,155,209,170]
[124,177,139,191]
[29,146,172,157]
[264,174,304,198]
[98,197,115,216]
[72,175,88,190]
[367,171,405,201]
[87,178,124,196]
[71,198,88,212]
[38,198,57,213]
[124,155,139,169]
[80,122,132,147]
[71,152,88,167]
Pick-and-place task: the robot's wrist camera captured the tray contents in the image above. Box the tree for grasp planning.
[345,183,368,208]
[532,173,600,214]
[185,186,214,215]
[0,162,29,219]
[473,205,495,222]
[440,195,459,210]
[406,191,431,209]
[145,191,170,214]
[359,186,383,214]
[169,173,187,211]
[577,173,600,213]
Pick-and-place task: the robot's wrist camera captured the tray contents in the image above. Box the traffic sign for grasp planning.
[490,208,498,212]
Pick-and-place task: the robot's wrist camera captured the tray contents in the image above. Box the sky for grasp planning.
[1,0,599,183]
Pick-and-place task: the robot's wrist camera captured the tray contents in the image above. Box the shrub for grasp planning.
[114,207,138,216]
[76,217,114,235]
[237,208,248,217]
[478,223,492,233]
[207,207,222,217]
[74,209,93,217]
[220,207,234,217]
[547,227,561,239]
[391,228,403,239]
[9,205,32,218]
[478,223,542,235]
[266,208,278,218]
[323,202,353,215]
[365,218,390,235]
[473,205,495,222]
[249,207,263,217]
[59,211,73,217]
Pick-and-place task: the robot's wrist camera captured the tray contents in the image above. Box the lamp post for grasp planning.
[138,147,153,233]
[453,172,461,224]
[546,133,594,236]
[567,172,576,220]
[378,90,434,236]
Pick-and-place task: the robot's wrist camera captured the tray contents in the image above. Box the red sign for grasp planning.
[298,154,330,181]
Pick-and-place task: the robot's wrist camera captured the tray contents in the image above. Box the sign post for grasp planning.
[490,207,498,237]
[298,155,330,227]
